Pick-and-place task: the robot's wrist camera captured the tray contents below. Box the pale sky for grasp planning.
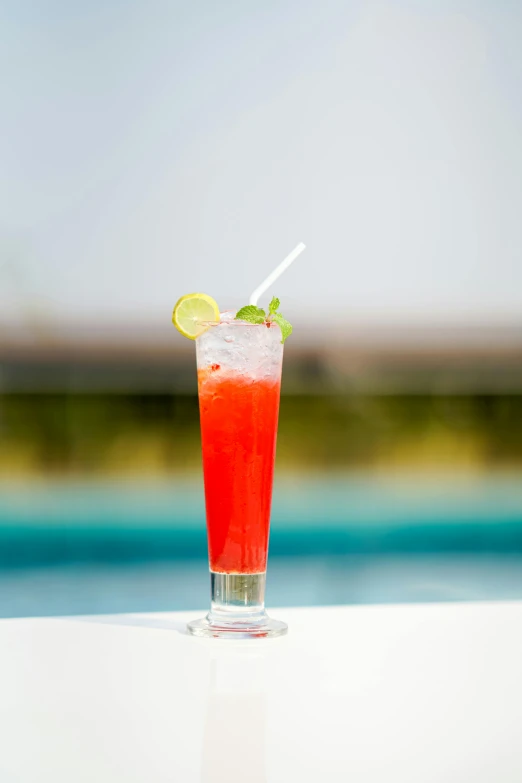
[1,0,521,333]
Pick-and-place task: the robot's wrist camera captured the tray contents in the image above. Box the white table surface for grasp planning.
[1,602,522,783]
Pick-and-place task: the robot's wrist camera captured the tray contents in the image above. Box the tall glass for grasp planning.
[187,316,288,638]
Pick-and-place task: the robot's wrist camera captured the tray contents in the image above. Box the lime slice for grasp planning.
[172,293,220,340]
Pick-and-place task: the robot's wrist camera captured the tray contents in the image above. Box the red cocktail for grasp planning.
[188,316,287,638]
[199,369,280,574]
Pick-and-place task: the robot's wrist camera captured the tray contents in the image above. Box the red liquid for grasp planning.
[198,366,281,574]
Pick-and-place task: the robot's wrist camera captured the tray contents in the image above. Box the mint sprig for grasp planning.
[235,296,293,343]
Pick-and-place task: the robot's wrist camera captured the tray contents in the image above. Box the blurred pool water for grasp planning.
[1,473,522,617]
[1,554,522,619]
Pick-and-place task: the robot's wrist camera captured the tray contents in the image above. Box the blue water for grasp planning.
[1,554,522,618]
[1,474,522,617]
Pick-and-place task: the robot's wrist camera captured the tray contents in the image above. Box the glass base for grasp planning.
[187,572,288,639]
[187,614,288,639]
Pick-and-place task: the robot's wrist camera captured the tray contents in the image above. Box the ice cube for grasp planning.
[219,311,236,323]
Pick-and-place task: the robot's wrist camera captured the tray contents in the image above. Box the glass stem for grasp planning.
[209,572,267,625]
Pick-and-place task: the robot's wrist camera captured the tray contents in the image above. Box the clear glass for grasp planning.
[187,318,288,639]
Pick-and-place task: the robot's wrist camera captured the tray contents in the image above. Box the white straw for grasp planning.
[249,242,306,306]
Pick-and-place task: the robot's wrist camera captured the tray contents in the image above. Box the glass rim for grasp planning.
[198,320,273,328]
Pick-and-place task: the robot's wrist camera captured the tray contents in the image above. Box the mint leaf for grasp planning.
[235,305,266,324]
[268,296,280,316]
[271,312,293,344]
